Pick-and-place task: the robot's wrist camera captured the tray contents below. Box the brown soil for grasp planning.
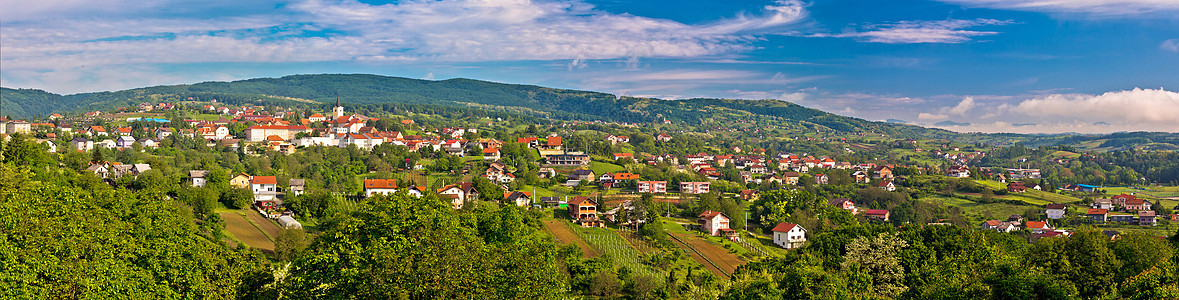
[671,233,746,277]
[220,212,275,252]
[247,210,283,239]
[543,219,601,257]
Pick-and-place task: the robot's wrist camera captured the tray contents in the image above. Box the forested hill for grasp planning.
[1,74,951,137]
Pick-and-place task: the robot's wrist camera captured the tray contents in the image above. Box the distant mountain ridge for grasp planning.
[3,74,1177,149]
[1,74,949,136]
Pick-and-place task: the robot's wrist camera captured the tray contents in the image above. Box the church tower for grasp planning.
[333,94,344,118]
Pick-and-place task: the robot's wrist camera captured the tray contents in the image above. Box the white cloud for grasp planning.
[805,19,1014,43]
[947,97,977,115]
[937,0,1179,15]
[1011,88,1179,125]
[1162,39,1179,52]
[1,0,811,93]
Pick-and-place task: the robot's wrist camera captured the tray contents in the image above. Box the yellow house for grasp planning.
[230,173,251,188]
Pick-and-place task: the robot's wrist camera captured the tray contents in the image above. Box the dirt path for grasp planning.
[220,212,275,252]
[543,219,601,257]
[670,233,746,277]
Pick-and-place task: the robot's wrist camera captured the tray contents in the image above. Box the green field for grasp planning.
[590,161,625,174]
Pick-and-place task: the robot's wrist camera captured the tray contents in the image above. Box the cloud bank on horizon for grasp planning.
[1,0,1176,134]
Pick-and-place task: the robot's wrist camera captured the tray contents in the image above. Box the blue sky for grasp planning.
[2,0,1177,133]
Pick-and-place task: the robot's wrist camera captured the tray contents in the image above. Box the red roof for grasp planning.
[877,181,893,187]
[364,179,397,189]
[569,196,594,206]
[483,147,500,154]
[309,113,325,118]
[517,137,538,143]
[248,125,309,130]
[866,209,889,216]
[699,210,727,220]
[614,153,633,157]
[250,176,277,185]
[547,136,562,146]
[771,222,799,232]
[1026,221,1048,229]
[1088,209,1108,215]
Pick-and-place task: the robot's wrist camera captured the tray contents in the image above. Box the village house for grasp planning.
[363,179,398,197]
[1088,209,1109,223]
[606,135,630,145]
[250,176,279,202]
[288,179,306,196]
[1092,199,1114,210]
[680,182,711,194]
[772,222,807,249]
[739,189,759,201]
[613,153,634,162]
[1124,198,1153,212]
[866,209,890,221]
[568,196,603,227]
[438,182,479,209]
[1025,221,1053,234]
[230,173,251,188]
[828,198,858,214]
[571,169,596,181]
[948,166,970,178]
[1139,211,1157,226]
[504,191,532,207]
[637,181,668,193]
[189,170,208,187]
[70,137,94,151]
[1007,182,1028,193]
[814,174,829,185]
[1046,203,1068,220]
[872,166,893,179]
[698,211,736,240]
[655,133,673,142]
[980,220,1020,232]
[482,148,501,160]
[877,180,896,191]
[544,154,590,166]
[782,172,800,185]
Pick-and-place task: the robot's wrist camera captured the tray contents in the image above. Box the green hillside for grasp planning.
[4,74,1177,148]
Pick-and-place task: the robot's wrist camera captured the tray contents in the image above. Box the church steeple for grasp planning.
[333,91,345,118]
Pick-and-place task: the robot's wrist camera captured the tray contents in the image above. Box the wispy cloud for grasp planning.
[936,0,1179,16]
[1163,39,1179,52]
[803,19,1015,43]
[924,88,1179,133]
[0,0,810,93]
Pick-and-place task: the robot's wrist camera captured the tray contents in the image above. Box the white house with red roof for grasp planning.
[363,179,398,197]
[877,180,896,191]
[250,176,279,202]
[772,222,807,249]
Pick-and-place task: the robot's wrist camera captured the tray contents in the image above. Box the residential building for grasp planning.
[828,198,857,213]
[637,181,667,193]
[504,191,532,207]
[229,173,251,188]
[698,211,735,239]
[568,196,602,227]
[363,179,398,197]
[866,209,890,221]
[772,222,807,249]
[877,180,895,191]
[189,170,208,187]
[571,169,596,181]
[288,179,306,196]
[1140,211,1157,226]
[680,182,711,194]
[250,176,279,202]
[544,154,590,166]
[1088,209,1109,223]
[1046,203,1068,220]
[70,137,94,151]
[1025,221,1053,234]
